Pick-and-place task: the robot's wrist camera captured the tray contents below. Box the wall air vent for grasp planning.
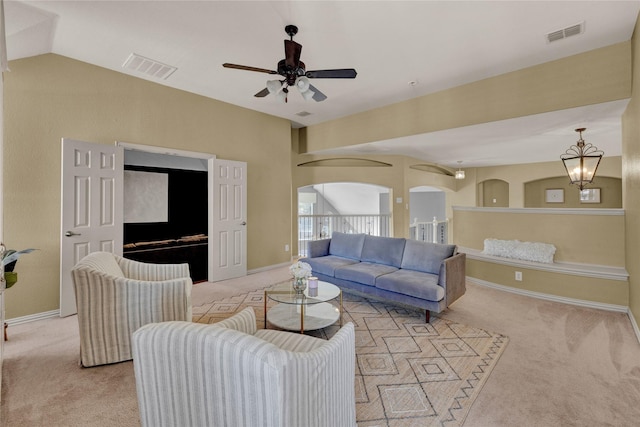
[296,111,312,117]
[546,22,585,43]
[122,53,177,80]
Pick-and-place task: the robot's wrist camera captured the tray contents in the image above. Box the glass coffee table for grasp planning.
[264,281,342,333]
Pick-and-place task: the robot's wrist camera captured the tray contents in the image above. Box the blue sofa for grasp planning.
[301,232,466,322]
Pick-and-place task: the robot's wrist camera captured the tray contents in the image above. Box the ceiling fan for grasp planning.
[223,25,357,102]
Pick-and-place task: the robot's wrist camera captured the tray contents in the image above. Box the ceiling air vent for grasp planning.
[122,53,177,80]
[546,22,585,43]
[296,111,312,117]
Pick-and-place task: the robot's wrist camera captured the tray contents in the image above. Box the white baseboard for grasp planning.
[6,309,60,326]
[467,276,628,313]
[247,261,290,275]
[5,263,290,327]
[467,276,640,345]
[628,308,640,344]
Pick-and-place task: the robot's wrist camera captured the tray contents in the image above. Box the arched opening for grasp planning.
[524,176,622,208]
[478,179,509,207]
[409,186,448,243]
[297,183,391,256]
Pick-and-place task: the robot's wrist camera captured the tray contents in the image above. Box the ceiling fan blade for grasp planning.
[308,84,327,102]
[284,39,302,69]
[223,63,278,74]
[254,88,270,97]
[306,68,357,79]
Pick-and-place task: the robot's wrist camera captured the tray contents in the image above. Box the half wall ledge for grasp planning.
[459,247,629,281]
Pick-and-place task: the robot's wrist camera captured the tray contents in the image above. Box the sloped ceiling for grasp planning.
[5,1,639,168]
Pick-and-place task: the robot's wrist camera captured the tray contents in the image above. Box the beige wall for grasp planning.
[470,156,622,208]
[453,208,625,266]
[4,54,293,319]
[479,179,509,207]
[524,176,622,208]
[466,259,628,307]
[301,42,631,153]
[623,17,640,330]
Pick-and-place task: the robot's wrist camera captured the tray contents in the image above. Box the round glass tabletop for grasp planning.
[266,280,340,305]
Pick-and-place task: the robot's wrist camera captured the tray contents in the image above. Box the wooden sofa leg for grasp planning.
[425,310,430,323]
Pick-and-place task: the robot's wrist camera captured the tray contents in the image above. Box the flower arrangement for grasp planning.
[289,260,312,294]
[289,260,312,280]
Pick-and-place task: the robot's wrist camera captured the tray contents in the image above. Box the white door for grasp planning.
[60,139,123,317]
[211,159,247,281]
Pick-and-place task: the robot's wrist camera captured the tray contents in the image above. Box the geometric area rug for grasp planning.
[193,286,509,427]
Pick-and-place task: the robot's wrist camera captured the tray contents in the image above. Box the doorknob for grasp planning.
[65,231,82,237]
[241,221,247,226]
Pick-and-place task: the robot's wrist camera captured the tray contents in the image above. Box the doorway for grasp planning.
[60,140,247,317]
[118,142,248,282]
[408,186,448,243]
[297,182,392,256]
[122,151,209,282]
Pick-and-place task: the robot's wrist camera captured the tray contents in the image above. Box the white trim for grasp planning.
[629,310,640,345]
[468,276,639,345]
[452,206,624,216]
[116,141,215,160]
[460,246,628,281]
[248,261,291,275]
[468,277,628,313]
[6,309,60,326]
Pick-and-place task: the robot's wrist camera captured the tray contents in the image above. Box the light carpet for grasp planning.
[193,285,509,427]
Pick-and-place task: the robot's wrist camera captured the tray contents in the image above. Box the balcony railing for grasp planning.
[298,214,391,256]
[409,217,449,244]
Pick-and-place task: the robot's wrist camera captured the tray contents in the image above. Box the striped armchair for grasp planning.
[132,307,356,427]
[71,251,192,367]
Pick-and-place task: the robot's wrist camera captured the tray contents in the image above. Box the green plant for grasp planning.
[3,248,36,289]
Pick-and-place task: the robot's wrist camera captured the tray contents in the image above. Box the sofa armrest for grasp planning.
[439,252,466,307]
[306,238,331,258]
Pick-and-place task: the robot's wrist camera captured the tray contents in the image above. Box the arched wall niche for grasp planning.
[478,179,509,207]
[524,175,622,208]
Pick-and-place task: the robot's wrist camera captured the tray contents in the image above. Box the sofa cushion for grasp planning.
[335,262,398,287]
[400,240,456,275]
[329,232,365,261]
[360,235,406,267]
[305,255,359,277]
[375,269,445,301]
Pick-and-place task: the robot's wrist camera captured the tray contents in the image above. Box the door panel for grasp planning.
[60,139,123,317]
[211,159,246,281]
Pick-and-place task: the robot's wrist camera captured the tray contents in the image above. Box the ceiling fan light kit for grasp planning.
[266,80,282,94]
[223,24,357,103]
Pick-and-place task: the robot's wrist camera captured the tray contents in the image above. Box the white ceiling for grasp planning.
[5,1,640,168]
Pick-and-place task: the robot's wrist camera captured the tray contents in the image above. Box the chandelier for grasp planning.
[560,128,604,191]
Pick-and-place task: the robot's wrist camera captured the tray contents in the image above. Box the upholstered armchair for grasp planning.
[71,251,192,367]
[132,307,356,427]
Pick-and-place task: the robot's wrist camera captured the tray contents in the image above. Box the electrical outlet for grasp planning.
[285,244,289,252]
[515,271,522,281]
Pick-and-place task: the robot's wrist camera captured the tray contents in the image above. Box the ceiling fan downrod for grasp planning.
[285,25,298,40]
